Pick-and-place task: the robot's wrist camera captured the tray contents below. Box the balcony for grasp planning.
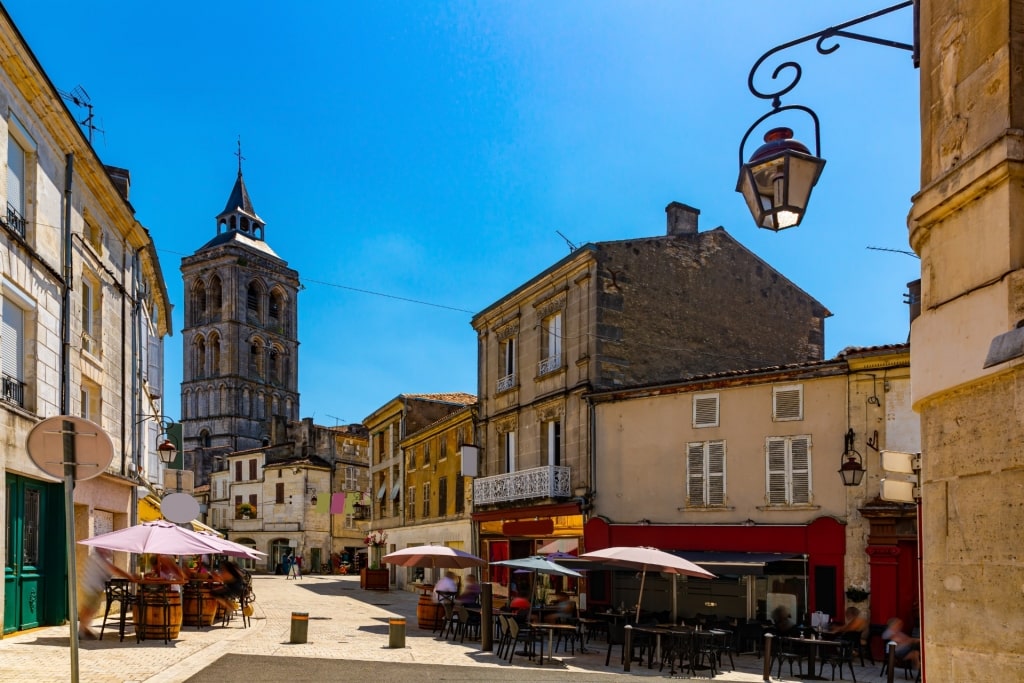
[537,355,562,376]
[496,373,516,393]
[2,373,25,408]
[473,465,571,505]
[5,203,25,238]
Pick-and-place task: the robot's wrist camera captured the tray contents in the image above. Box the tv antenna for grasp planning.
[57,85,104,145]
[325,414,345,427]
[555,230,578,253]
[867,245,919,259]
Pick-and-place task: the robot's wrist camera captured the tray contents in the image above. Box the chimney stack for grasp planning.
[666,201,699,236]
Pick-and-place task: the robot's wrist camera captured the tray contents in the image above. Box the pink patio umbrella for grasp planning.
[382,545,486,570]
[78,520,227,556]
[580,546,716,623]
[195,533,268,560]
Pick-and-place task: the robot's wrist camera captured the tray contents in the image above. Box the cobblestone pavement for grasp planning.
[0,574,901,682]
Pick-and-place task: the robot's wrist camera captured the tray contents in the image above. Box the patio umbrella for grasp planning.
[490,555,583,624]
[196,533,268,560]
[382,545,486,570]
[580,546,716,623]
[78,520,226,556]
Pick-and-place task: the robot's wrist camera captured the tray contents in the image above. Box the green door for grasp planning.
[4,474,64,634]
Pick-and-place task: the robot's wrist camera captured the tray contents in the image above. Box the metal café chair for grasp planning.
[99,578,135,642]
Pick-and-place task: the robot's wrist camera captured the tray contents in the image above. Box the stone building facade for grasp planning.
[470,202,830,586]
[0,6,171,635]
[910,1,1024,676]
[179,169,300,486]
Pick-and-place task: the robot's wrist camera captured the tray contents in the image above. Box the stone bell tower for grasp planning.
[179,154,300,485]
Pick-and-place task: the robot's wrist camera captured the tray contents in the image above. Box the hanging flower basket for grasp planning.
[364,529,388,569]
[845,585,870,602]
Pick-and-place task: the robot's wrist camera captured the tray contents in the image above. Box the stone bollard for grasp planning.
[389,617,406,648]
[290,612,309,644]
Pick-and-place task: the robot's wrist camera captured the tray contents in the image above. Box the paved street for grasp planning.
[0,574,903,683]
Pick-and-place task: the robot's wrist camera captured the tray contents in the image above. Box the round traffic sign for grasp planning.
[26,415,114,481]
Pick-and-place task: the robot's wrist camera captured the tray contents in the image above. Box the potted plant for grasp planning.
[845,583,870,602]
[360,529,389,591]
[236,502,255,519]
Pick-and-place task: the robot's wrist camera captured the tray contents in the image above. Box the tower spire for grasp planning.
[235,135,245,175]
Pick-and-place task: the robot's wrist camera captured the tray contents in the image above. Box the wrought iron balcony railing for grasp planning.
[496,373,516,393]
[2,373,25,407]
[473,465,571,505]
[537,355,562,376]
[5,203,25,238]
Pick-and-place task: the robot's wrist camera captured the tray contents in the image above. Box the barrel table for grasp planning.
[133,581,185,641]
[183,580,220,627]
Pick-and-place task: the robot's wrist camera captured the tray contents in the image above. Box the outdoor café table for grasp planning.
[623,624,683,671]
[533,623,578,665]
[782,634,843,680]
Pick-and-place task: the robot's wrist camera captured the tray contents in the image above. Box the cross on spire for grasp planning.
[235,136,246,174]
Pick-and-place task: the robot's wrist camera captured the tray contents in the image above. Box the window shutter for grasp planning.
[7,134,25,213]
[2,297,24,380]
[766,438,788,504]
[687,443,706,505]
[773,385,803,421]
[550,312,562,358]
[707,441,726,505]
[791,436,811,503]
[693,394,719,428]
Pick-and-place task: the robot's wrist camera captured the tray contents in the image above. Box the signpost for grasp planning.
[27,416,114,683]
[880,450,921,503]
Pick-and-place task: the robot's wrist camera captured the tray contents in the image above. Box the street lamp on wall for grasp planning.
[737,1,918,229]
[157,438,177,465]
[838,428,866,487]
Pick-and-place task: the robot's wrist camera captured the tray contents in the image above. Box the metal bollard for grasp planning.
[762,633,774,682]
[290,611,309,644]
[389,617,406,648]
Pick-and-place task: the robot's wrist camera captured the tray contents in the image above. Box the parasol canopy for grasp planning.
[382,545,486,569]
[78,520,226,556]
[491,555,582,623]
[579,546,715,622]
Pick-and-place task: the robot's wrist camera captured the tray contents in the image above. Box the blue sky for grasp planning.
[7,1,920,426]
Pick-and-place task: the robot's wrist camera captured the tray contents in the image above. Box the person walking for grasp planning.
[78,548,135,639]
[289,553,303,579]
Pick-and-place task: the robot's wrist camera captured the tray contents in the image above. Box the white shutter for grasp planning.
[2,297,24,380]
[550,312,562,359]
[693,394,719,427]
[707,441,726,505]
[687,443,705,505]
[790,436,811,503]
[506,431,516,473]
[773,385,803,421]
[7,134,25,214]
[766,438,788,504]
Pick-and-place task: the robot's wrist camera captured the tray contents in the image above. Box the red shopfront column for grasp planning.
[866,545,901,660]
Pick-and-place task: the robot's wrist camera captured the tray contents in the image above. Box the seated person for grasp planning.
[434,571,459,602]
[544,591,574,623]
[210,559,247,611]
[771,604,794,634]
[832,606,867,636]
[457,574,481,606]
[882,617,920,670]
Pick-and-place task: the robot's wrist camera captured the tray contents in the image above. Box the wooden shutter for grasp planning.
[693,394,719,427]
[687,443,706,505]
[790,436,811,503]
[766,438,788,504]
[708,441,726,505]
[275,482,284,503]
[773,385,803,421]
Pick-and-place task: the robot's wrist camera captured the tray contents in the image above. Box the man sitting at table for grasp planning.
[457,574,481,606]
[434,571,459,602]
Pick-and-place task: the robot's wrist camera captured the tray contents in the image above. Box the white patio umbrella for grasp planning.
[579,546,716,623]
[382,545,486,570]
[78,520,227,556]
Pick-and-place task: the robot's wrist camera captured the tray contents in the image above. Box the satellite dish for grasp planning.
[27,415,113,481]
[162,493,201,524]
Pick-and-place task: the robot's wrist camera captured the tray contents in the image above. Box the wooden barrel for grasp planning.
[183,586,219,626]
[133,588,183,640]
[417,594,443,629]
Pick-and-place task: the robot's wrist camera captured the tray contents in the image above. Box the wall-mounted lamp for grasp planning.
[157,439,178,465]
[839,428,866,486]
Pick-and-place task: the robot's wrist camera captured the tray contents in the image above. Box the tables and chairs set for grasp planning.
[774,634,845,681]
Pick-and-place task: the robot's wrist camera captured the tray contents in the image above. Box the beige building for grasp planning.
[586,345,916,638]
[388,404,477,591]
[0,7,171,635]
[911,1,1024,676]
[363,392,476,580]
[470,202,829,589]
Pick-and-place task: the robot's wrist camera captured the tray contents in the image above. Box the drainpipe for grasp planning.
[60,154,74,414]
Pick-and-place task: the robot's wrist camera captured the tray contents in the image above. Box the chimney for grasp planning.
[666,201,699,236]
[104,165,131,201]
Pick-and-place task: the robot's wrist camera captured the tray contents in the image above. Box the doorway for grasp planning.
[4,474,64,634]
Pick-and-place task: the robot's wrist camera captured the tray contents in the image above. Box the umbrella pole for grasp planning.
[636,569,647,624]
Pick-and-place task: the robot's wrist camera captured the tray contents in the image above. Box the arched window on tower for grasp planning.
[200,429,211,448]
[191,281,207,326]
[209,274,223,321]
[195,336,206,378]
[270,348,281,384]
[247,281,262,323]
[269,289,282,324]
[209,332,221,376]
[249,339,264,378]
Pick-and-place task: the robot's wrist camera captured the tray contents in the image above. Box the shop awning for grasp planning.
[671,551,802,576]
